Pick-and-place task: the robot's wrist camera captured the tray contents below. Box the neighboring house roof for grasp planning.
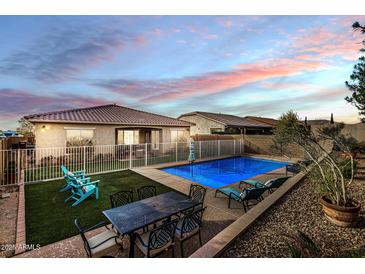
[178,111,272,128]
[306,119,332,126]
[243,116,279,127]
[24,104,191,127]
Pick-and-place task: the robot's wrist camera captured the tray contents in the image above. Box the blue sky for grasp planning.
[0,15,364,129]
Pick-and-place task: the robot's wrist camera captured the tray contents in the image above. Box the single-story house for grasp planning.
[24,104,192,148]
[177,111,274,135]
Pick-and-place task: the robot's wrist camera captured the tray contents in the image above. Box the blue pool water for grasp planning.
[161,157,289,189]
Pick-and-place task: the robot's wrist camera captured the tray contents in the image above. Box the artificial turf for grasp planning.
[25,170,173,247]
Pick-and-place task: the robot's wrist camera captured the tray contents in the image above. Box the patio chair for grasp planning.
[137,185,157,200]
[215,186,268,211]
[239,176,290,194]
[110,190,134,208]
[65,178,100,206]
[189,184,207,204]
[175,206,206,257]
[60,165,87,192]
[74,218,122,258]
[177,184,207,217]
[134,219,178,258]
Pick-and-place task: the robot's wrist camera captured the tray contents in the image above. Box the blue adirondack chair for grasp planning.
[64,177,100,207]
[60,165,87,192]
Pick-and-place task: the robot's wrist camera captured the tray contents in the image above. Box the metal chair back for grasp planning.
[137,185,157,200]
[188,184,207,204]
[180,207,205,236]
[148,220,178,253]
[110,190,133,208]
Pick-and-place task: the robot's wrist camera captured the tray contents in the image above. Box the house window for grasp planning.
[171,129,186,143]
[210,128,223,134]
[117,130,139,145]
[151,130,160,149]
[65,129,94,146]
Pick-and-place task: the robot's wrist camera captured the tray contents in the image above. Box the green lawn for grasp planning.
[25,170,174,247]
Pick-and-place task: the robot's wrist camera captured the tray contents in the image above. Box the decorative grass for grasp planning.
[25,170,173,247]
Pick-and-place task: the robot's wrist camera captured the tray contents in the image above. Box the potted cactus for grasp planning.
[273,111,361,227]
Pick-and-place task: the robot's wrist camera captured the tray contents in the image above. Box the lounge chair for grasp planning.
[60,165,87,192]
[239,176,290,193]
[286,160,312,175]
[215,187,268,211]
[65,177,100,206]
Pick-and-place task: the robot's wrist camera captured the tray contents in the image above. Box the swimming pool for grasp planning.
[161,157,289,189]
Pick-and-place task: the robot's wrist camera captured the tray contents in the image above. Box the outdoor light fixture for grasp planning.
[41,125,49,132]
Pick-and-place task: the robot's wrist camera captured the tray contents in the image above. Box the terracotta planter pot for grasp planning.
[320,196,361,227]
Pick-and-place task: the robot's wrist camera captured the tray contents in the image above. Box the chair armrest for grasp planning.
[82,180,99,187]
[84,221,107,232]
[78,177,91,182]
[71,180,99,189]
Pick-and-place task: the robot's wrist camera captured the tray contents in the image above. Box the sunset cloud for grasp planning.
[290,26,364,61]
[1,15,364,129]
[0,88,113,119]
[95,58,327,103]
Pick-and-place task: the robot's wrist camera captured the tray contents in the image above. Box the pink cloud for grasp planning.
[187,25,198,33]
[151,28,162,36]
[96,58,327,104]
[260,82,319,91]
[0,89,114,120]
[206,34,218,40]
[290,26,364,61]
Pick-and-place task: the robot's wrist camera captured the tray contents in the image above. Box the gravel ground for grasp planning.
[223,158,365,258]
[0,189,18,258]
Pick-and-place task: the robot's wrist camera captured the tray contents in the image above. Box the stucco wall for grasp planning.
[33,122,190,148]
[179,115,224,135]
[342,123,365,142]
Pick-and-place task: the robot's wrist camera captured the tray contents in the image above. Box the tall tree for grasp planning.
[345,22,365,122]
[16,118,34,135]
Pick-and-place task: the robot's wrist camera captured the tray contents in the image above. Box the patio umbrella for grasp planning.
[188,138,196,163]
[188,138,196,177]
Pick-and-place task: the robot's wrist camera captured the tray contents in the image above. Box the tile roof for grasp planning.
[243,116,279,127]
[178,111,272,128]
[24,104,191,127]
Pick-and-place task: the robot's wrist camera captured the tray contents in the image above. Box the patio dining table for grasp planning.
[103,191,199,257]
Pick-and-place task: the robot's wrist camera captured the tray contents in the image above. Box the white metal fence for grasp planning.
[0,139,244,185]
